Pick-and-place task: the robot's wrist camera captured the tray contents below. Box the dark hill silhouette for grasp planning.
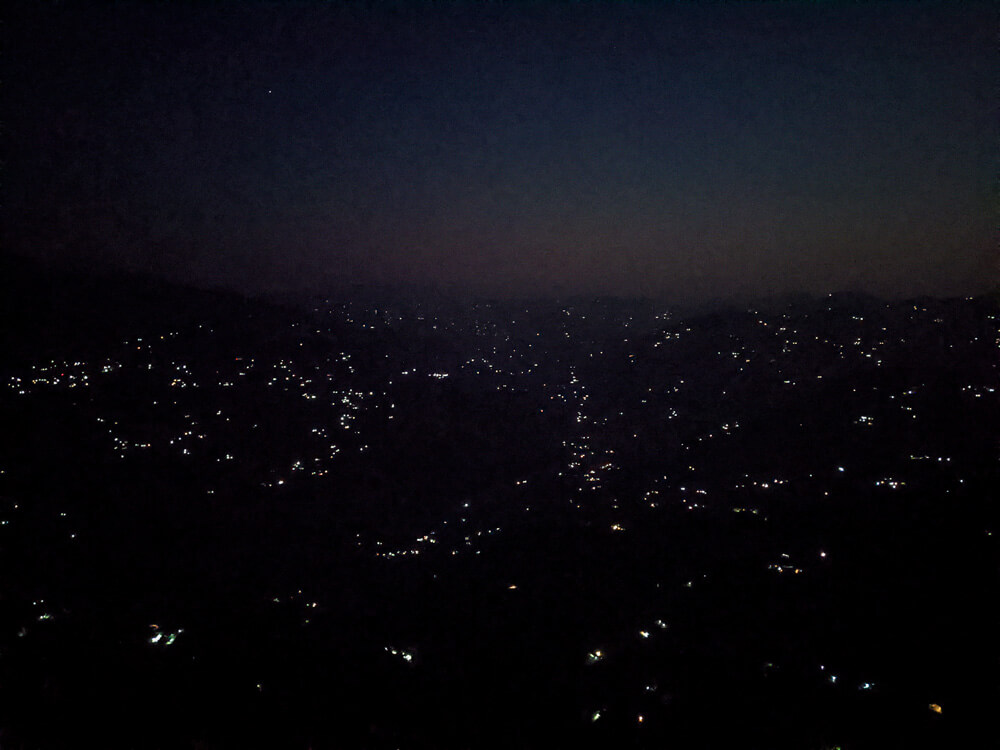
[0,253,292,366]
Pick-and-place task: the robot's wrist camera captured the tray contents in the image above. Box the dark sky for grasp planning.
[4,1,996,302]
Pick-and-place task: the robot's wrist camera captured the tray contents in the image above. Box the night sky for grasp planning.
[4,1,996,303]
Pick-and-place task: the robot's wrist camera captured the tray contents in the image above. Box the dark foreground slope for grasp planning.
[1,268,996,749]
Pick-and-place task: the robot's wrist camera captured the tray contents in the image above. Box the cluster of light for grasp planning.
[874,478,906,489]
[385,646,414,663]
[768,564,803,574]
[586,649,604,664]
[8,356,132,395]
[148,624,183,646]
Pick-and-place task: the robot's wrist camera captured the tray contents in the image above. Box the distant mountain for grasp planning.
[0,254,288,366]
